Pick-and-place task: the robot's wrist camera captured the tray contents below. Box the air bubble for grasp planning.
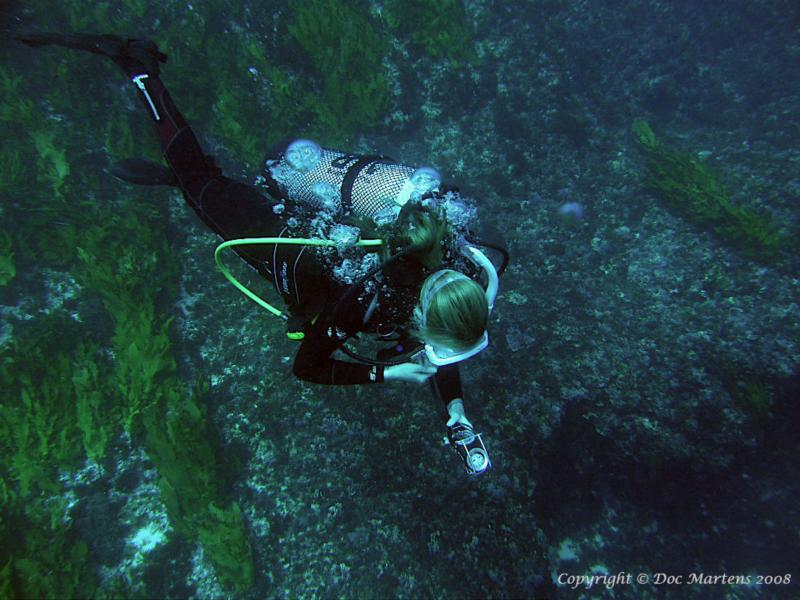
[410,166,441,194]
[285,139,322,172]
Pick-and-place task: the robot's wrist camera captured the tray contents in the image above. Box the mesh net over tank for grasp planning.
[266,148,417,221]
[349,159,416,219]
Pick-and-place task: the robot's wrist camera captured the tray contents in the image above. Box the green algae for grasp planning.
[634,119,788,263]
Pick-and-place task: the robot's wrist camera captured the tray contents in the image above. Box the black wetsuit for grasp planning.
[118,63,464,409]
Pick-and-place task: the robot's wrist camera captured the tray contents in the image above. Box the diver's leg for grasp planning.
[127,73,289,248]
[124,71,220,195]
[128,71,287,269]
[17,33,281,258]
[17,33,218,205]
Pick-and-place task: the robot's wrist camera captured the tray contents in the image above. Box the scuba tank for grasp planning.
[263,139,444,227]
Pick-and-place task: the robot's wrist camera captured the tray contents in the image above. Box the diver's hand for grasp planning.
[446,399,473,428]
[384,362,437,384]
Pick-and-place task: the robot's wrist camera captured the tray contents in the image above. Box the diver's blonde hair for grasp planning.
[414,275,489,351]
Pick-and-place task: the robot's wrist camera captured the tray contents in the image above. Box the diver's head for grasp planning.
[387,203,449,269]
[413,270,489,363]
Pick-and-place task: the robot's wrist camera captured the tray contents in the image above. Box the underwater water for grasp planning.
[1,0,799,598]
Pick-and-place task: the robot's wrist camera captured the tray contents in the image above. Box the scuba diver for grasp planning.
[16,33,508,475]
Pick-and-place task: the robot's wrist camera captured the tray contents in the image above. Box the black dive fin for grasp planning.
[16,32,121,51]
[109,158,178,187]
[15,32,166,74]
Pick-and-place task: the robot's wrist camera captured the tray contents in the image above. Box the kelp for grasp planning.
[75,207,255,591]
[383,0,476,64]
[288,0,391,144]
[0,232,14,286]
[0,317,87,497]
[0,317,99,599]
[633,119,788,263]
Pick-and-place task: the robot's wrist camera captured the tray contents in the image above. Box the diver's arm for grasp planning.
[293,324,436,384]
[384,363,437,383]
[292,320,437,386]
[430,364,472,426]
[293,319,384,385]
[431,364,463,406]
